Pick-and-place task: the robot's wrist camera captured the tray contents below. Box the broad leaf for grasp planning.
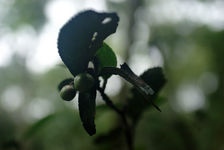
[95,42,117,78]
[78,88,97,136]
[58,10,119,77]
[140,67,167,93]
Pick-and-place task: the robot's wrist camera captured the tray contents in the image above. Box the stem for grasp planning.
[101,64,161,112]
[97,86,134,150]
[102,78,107,91]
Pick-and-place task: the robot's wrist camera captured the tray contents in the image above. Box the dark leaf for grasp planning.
[140,67,167,93]
[78,88,97,136]
[57,78,74,91]
[125,67,166,121]
[101,63,161,111]
[58,10,119,77]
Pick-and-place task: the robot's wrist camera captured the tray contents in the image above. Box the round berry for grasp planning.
[74,73,95,92]
[60,85,76,101]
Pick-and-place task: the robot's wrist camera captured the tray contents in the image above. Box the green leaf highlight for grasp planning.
[95,43,117,78]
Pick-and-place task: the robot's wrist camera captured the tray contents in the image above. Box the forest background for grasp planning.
[0,0,224,150]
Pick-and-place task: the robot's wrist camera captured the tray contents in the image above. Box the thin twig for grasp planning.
[102,78,107,91]
[97,86,134,150]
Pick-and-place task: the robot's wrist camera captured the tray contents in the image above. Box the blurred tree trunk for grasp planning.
[208,31,224,150]
[118,1,143,149]
[118,0,143,103]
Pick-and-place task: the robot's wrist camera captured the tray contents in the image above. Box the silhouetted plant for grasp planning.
[57,10,166,150]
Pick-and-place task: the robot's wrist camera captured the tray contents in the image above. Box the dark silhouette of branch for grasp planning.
[97,86,134,150]
[101,64,161,112]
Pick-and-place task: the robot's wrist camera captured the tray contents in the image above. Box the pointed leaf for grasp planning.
[78,88,96,136]
[140,67,167,93]
[58,10,119,77]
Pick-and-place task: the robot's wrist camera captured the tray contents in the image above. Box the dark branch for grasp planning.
[102,78,107,91]
[101,64,161,112]
[97,86,133,150]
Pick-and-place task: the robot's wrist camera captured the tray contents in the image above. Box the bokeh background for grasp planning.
[0,0,224,150]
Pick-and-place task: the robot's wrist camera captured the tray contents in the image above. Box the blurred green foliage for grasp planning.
[0,0,224,150]
[2,0,47,31]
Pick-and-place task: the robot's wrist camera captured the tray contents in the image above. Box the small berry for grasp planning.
[60,85,76,101]
[74,73,95,92]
